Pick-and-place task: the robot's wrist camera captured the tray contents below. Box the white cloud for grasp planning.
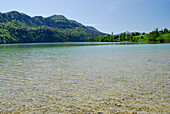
[107,0,127,11]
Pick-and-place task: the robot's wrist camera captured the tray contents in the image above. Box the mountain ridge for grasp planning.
[0,11,105,43]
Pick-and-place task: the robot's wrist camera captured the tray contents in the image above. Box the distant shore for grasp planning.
[88,28,170,43]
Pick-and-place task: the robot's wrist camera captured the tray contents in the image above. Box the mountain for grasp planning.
[0,11,105,43]
[116,31,141,35]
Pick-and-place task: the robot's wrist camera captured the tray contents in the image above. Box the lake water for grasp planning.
[0,42,170,113]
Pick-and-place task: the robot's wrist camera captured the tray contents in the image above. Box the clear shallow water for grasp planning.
[0,42,170,113]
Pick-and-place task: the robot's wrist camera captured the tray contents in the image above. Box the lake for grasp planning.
[0,42,170,113]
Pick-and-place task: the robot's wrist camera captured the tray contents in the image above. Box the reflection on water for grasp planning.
[0,42,170,113]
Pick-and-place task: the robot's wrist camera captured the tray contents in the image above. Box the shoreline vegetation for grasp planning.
[88,28,170,43]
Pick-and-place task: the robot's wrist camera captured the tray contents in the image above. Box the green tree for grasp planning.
[147,28,160,41]
[132,32,136,36]
[110,35,114,42]
[163,28,168,34]
[135,32,141,36]
[158,36,165,43]
[119,32,125,41]
[125,34,132,41]
[142,32,145,35]
[104,34,111,42]
[88,37,94,42]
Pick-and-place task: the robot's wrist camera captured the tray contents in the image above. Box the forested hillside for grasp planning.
[0,11,105,43]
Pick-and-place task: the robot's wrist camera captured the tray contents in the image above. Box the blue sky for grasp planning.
[1,0,170,34]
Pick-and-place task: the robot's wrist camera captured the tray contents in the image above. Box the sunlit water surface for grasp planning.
[0,42,170,113]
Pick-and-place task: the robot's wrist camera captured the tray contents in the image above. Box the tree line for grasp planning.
[88,28,170,43]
